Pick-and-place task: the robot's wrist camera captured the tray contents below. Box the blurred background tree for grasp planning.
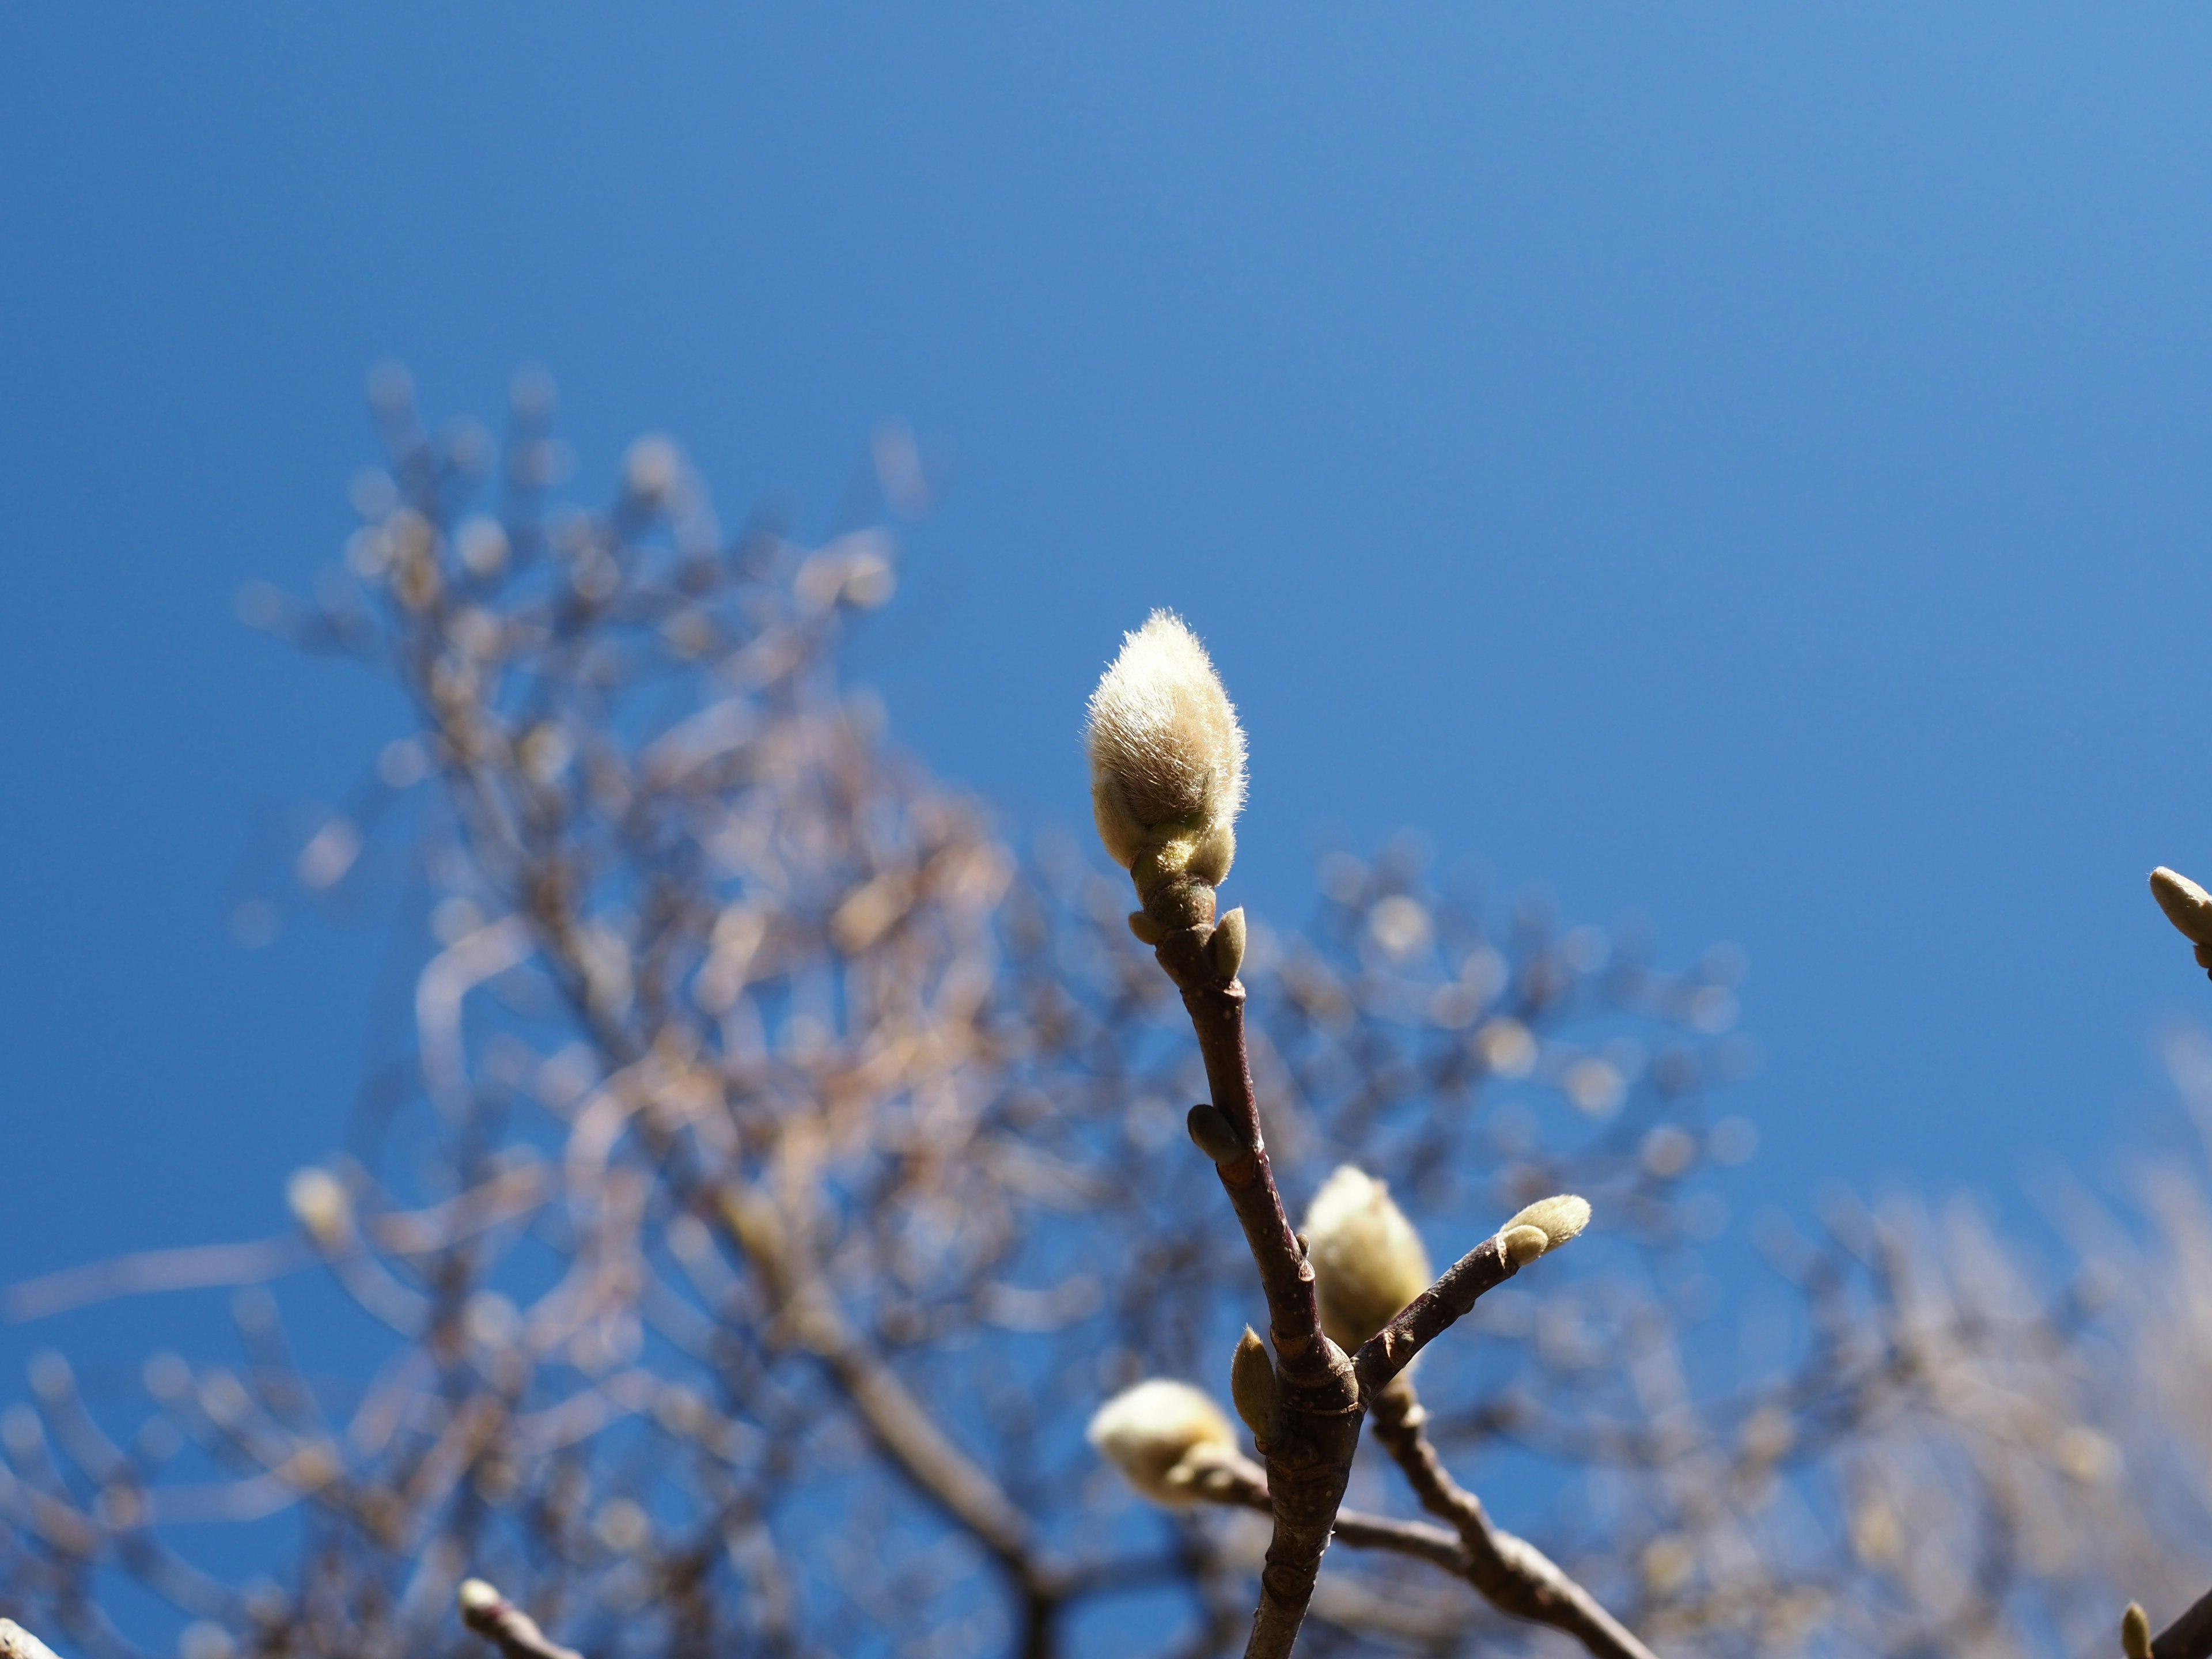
[4,385,2210,1659]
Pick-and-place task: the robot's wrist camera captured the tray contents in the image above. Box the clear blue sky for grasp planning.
[6,3,2212,1359]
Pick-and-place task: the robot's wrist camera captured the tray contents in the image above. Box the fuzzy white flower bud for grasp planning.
[1086,1378,1238,1505]
[1084,612,1246,908]
[1304,1165,1433,1350]
[1499,1194,1591,1262]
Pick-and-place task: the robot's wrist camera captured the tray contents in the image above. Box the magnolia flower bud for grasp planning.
[1499,1194,1591,1261]
[457,1580,503,1619]
[0,1619,63,1659]
[1229,1325,1276,1438]
[2151,867,2212,970]
[1084,612,1246,912]
[286,1167,354,1249]
[1086,1379,1238,1505]
[2122,1602,2152,1659]
[456,1577,570,1657]
[1304,1166,1433,1350]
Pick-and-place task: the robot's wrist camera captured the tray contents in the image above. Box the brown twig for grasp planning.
[713,1184,1063,1601]
[1156,924,1362,1659]
[1353,1237,1520,1396]
[1367,1377,1658,1659]
[2151,1585,2212,1659]
[1196,1448,1473,1575]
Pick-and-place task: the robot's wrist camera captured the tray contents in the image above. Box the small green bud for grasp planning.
[1127,910,1167,946]
[1209,907,1248,982]
[1187,1102,1245,1162]
[2122,1602,2152,1659]
[1229,1325,1276,1438]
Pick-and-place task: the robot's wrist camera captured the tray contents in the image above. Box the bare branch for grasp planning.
[1368,1378,1657,1659]
[1154,925,1362,1659]
[2150,1585,2212,1659]
[1191,1448,1471,1575]
[1352,1236,1520,1397]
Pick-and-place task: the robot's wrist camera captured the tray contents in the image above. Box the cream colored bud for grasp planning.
[1229,1326,1276,1438]
[1087,1379,1238,1505]
[285,1168,354,1249]
[2122,1602,2152,1659]
[1304,1166,1433,1349]
[1084,612,1247,880]
[0,1620,64,1659]
[457,1579,503,1618]
[1499,1194,1591,1259]
[1500,1225,1550,1267]
[2152,868,2212,947]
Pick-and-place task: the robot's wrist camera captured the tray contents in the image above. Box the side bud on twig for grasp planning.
[1304,1165,1433,1350]
[1229,1325,1277,1440]
[2150,867,2212,977]
[1499,1194,1592,1267]
[1208,906,1248,982]
[2122,1602,2152,1659]
[1084,611,1246,934]
[1187,1102,1246,1164]
[1087,1379,1240,1505]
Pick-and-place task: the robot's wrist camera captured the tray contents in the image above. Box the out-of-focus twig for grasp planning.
[459,1579,584,1659]
[1368,1377,1657,1659]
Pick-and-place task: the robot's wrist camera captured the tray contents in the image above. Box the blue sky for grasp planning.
[6,3,2212,1366]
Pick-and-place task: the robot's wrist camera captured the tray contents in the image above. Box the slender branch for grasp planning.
[1353,1236,1519,1396]
[1366,1378,1658,1659]
[1154,930,1320,1363]
[713,1184,1057,1591]
[1197,1449,1474,1576]
[2152,1585,2212,1659]
[458,1581,585,1659]
[1155,925,1362,1659]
